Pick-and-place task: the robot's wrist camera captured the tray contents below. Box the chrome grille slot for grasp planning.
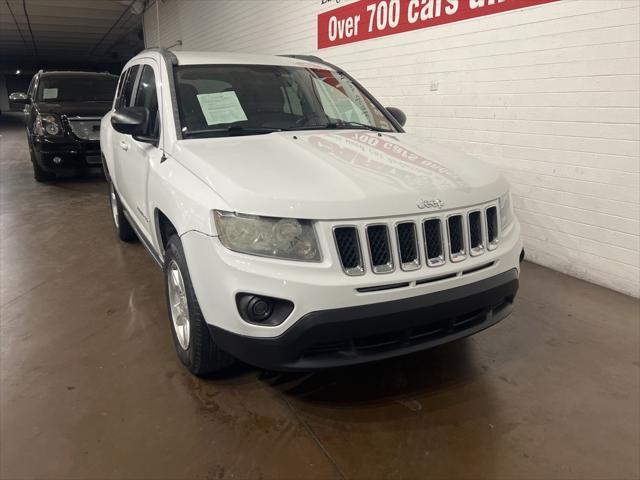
[468,210,484,256]
[423,219,445,267]
[486,206,499,250]
[334,227,364,276]
[366,225,394,273]
[395,222,420,271]
[447,215,466,262]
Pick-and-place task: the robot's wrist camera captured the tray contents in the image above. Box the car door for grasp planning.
[114,61,163,241]
[111,64,140,187]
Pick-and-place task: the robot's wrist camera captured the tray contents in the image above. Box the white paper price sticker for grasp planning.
[196,91,248,126]
[42,88,58,100]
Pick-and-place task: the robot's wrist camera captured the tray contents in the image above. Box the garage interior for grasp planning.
[1,1,639,479]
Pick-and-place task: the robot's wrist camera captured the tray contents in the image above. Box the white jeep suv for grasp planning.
[101,49,523,375]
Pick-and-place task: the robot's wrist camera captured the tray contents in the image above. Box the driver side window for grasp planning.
[133,65,160,138]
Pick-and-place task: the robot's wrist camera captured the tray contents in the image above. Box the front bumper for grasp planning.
[181,219,522,371]
[208,268,518,371]
[182,220,522,337]
[31,136,101,171]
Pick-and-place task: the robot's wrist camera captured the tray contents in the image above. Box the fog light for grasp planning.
[236,293,294,326]
[247,296,273,321]
[52,156,62,164]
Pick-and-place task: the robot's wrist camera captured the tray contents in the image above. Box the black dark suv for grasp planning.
[10,71,118,182]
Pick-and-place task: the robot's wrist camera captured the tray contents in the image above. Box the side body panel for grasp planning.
[101,51,230,259]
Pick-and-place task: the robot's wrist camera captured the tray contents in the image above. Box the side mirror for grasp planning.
[111,106,157,145]
[9,92,30,104]
[386,107,406,127]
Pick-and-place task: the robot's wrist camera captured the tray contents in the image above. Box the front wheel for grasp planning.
[30,148,55,182]
[164,235,235,376]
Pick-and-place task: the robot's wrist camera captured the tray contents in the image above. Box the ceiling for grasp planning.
[0,0,144,71]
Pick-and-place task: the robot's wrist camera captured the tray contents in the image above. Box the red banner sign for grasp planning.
[318,0,559,49]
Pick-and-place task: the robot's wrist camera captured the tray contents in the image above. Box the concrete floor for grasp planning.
[0,111,638,480]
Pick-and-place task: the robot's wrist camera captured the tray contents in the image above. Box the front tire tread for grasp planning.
[165,235,235,376]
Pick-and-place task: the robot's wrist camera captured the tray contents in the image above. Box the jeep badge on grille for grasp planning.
[417,199,444,210]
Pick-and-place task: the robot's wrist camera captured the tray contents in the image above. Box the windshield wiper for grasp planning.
[291,121,392,132]
[325,121,392,132]
[183,125,286,138]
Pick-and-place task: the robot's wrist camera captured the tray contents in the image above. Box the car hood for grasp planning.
[175,130,507,220]
[34,101,112,117]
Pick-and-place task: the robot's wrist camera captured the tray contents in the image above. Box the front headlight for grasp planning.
[213,211,321,262]
[499,191,515,232]
[34,114,62,136]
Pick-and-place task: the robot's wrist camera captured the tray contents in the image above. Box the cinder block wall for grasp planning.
[144,0,640,297]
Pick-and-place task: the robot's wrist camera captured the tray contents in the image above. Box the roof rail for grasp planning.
[138,47,178,65]
[280,54,327,65]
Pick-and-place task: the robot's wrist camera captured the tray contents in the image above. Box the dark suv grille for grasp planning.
[65,117,101,141]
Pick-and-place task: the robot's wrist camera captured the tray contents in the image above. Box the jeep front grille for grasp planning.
[486,206,499,250]
[447,215,466,262]
[366,225,393,273]
[333,201,501,276]
[423,218,445,267]
[333,226,364,275]
[468,211,484,256]
[396,222,420,271]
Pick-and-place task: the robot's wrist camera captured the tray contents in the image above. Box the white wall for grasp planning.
[144,0,640,297]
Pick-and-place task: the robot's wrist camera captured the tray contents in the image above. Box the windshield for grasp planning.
[174,64,396,137]
[35,75,118,103]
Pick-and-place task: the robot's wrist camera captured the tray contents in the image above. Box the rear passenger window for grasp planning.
[118,65,140,108]
[134,65,159,137]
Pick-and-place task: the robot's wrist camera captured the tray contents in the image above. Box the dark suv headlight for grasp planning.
[34,113,63,137]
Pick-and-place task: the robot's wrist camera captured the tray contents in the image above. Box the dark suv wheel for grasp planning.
[29,145,55,182]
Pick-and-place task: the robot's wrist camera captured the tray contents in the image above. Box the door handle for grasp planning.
[119,140,129,151]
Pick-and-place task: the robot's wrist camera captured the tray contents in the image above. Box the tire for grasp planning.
[30,147,55,182]
[108,182,137,242]
[164,234,235,376]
